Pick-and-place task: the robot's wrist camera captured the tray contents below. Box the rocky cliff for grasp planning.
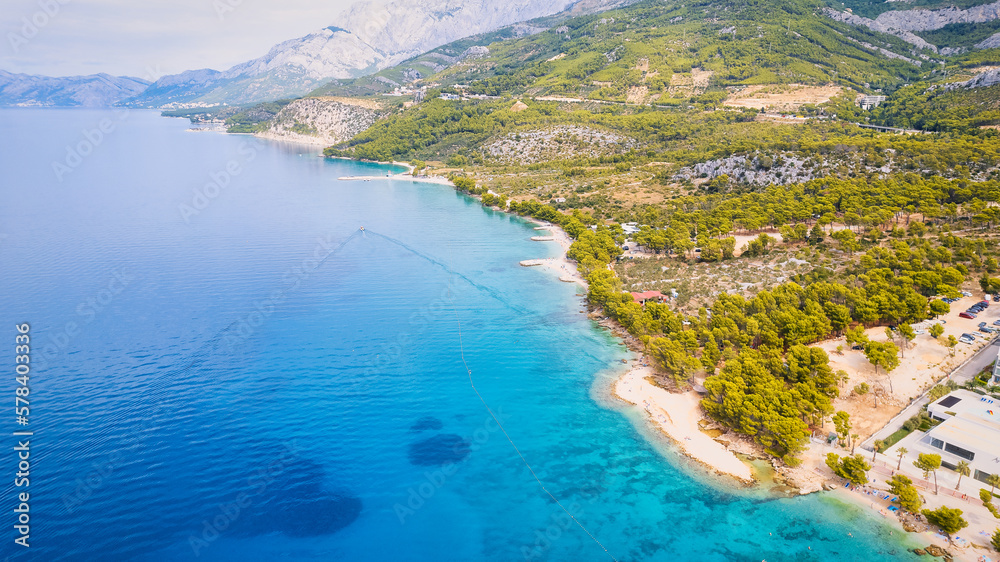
[254,97,387,146]
[873,0,1000,31]
[825,0,1000,52]
[823,9,937,52]
[946,67,1000,90]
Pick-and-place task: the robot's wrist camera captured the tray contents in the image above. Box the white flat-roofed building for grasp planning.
[918,389,1000,483]
[927,389,993,421]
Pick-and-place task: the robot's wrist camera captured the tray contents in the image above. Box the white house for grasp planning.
[919,389,1000,483]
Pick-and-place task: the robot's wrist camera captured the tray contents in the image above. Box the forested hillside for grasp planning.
[310,0,1000,465]
[319,0,925,103]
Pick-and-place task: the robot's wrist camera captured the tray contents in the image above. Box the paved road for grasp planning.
[951,336,1000,383]
[862,336,999,449]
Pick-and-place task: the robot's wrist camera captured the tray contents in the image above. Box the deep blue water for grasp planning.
[0,109,922,561]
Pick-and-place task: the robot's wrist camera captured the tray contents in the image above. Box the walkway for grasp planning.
[862,336,999,449]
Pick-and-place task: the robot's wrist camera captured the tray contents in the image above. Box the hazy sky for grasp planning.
[1,0,364,79]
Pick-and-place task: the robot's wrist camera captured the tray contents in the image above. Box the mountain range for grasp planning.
[0,71,148,108]
[0,0,633,108]
[4,0,1000,109]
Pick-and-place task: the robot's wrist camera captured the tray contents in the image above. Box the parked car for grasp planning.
[993,294,1000,302]
[959,311,977,319]
[979,322,988,327]
[962,291,973,297]
[851,344,864,351]
[993,319,1000,327]
[961,333,977,340]
[979,300,990,308]
[981,326,997,334]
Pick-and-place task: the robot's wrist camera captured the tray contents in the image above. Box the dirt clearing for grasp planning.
[723,84,842,111]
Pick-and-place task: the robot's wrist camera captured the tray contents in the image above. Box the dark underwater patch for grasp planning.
[277,492,363,537]
[409,416,444,432]
[408,434,471,466]
[229,457,362,538]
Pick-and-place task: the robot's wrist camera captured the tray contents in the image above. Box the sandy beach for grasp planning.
[521,220,588,287]
[614,363,755,483]
[337,162,459,185]
[825,473,992,561]
[337,173,455,185]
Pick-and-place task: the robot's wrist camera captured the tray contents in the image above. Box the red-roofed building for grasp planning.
[631,291,665,305]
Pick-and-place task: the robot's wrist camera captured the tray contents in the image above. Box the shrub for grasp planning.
[922,506,968,535]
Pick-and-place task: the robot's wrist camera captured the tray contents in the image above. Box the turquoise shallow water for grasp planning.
[0,109,922,561]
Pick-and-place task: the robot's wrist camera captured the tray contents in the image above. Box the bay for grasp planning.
[0,109,920,561]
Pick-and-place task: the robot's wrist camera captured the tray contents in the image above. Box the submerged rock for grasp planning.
[408,434,471,466]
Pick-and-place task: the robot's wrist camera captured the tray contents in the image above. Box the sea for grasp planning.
[0,108,922,561]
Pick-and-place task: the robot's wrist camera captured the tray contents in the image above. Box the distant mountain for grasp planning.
[127,0,635,107]
[0,71,149,107]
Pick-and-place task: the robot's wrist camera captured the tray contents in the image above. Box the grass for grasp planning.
[878,426,913,452]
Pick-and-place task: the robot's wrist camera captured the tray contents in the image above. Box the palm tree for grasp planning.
[955,461,970,490]
[988,474,1000,497]
[872,440,884,462]
[897,447,908,471]
[851,433,859,455]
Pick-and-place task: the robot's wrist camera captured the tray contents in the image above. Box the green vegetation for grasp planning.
[955,460,971,489]
[880,425,911,450]
[922,506,969,536]
[826,453,871,485]
[307,0,1000,468]
[160,105,240,122]
[834,411,852,444]
[872,83,1000,132]
[914,453,943,494]
[436,0,923,99]
[917,20,1000,50]
[288,121,318,136]
[929,381,960,402]
[981,489,1000,518]
[993,528,1000,551]
[888,474,922,512]
[224,100,294,133]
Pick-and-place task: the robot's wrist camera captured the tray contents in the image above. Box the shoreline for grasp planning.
[334,157,756,484]
[330,155,974,557]
[825,485,984,562]
[331,160,588,288]
[337,173,453,185]
[520,219,587,288]
[613,363,756,484]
